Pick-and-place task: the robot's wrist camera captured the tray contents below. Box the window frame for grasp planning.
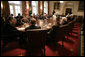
[31,1,38,15]
[44,1,48,14]
[9,1,22,16]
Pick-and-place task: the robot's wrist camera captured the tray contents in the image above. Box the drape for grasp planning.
[2,1,10,20]
[22,1,26,15]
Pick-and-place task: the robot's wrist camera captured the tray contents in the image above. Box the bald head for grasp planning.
[30,19,36,25]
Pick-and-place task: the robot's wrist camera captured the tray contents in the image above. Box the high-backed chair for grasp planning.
[57,24,69,47]
[1,29,21,49]
[26,29,48,55]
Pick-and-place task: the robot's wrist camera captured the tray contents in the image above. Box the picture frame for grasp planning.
[54,2,60,10]
[78,1,84,11]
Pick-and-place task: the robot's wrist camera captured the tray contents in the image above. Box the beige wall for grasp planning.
[73,1,84,17]
[49,1,84,17]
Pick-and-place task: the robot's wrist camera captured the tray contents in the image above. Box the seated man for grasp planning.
[3,17,18,34]
[7,14,14,18]
[67,14,74,21]
[48,14,52,19]
[1,17,5,36]
[2,17,21,38]
[30,14,36,20]
[42,13,47,19]
[62,18,68,25]
[2,17,26,48]
[46,25,60,44]
[2,17,19,48]
[35,13,40,20]
[16,13,23,20]
[25,19,41,31]
[60,17,68,25]
[16,16,24,26]
[21,17,29,23]
[39,14,44,20]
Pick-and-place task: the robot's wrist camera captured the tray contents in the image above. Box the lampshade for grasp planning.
[60,1,64,3]
[1,1,3,9]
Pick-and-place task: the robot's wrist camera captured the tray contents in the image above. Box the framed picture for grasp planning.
[78,1,84,11]
[54,2,60,10]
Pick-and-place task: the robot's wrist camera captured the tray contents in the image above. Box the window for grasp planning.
[32,1,38,15]
[8,1,22,16]
[9,5,14,14]
[15,6,21,16]
[44,1,48,14]
[8,1,21,4]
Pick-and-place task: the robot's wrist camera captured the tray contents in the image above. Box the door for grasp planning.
[65,8,72,15]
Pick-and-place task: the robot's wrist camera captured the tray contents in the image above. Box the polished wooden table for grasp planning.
[16,19,53,32]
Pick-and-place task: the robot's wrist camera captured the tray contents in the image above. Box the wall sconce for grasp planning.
[1,1,3,9]
[60,1,64,3]
[27,5,29,10]
[26,1,29,10]
[40,6,42,10]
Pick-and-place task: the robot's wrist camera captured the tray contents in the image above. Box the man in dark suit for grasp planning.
[25,19,41,31]
[2,17,26,49]
[16,13,22,19]
[1,17,5,36]
[1,17,20,48]
[61,18,68,25]
[42,13,47,19]
[46,25,60,44]
[39,14,43,20]
[52,10,55,15]
[3,17,18,35]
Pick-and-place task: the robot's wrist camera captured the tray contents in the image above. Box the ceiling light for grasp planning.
[60,1,64,3]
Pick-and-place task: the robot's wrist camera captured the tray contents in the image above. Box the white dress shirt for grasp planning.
[52,15,57,25]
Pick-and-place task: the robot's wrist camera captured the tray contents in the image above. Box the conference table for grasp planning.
[16,19,54,32]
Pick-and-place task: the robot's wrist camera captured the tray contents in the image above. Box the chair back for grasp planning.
[26,29,48,49]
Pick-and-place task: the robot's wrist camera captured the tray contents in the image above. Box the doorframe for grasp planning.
[65,7,73,15]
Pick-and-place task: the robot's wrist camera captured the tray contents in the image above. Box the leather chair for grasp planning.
[26,29,48,56]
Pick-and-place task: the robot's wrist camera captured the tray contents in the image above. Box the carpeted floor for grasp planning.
[45,23,81,56]
[1,23,81,56]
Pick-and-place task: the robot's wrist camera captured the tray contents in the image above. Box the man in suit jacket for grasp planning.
[2,17,26,48]
[3,17,18,34]
[25,19,41,31]
[1,17,19,48]
[39,14,43,20]
[52,10,55,15]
